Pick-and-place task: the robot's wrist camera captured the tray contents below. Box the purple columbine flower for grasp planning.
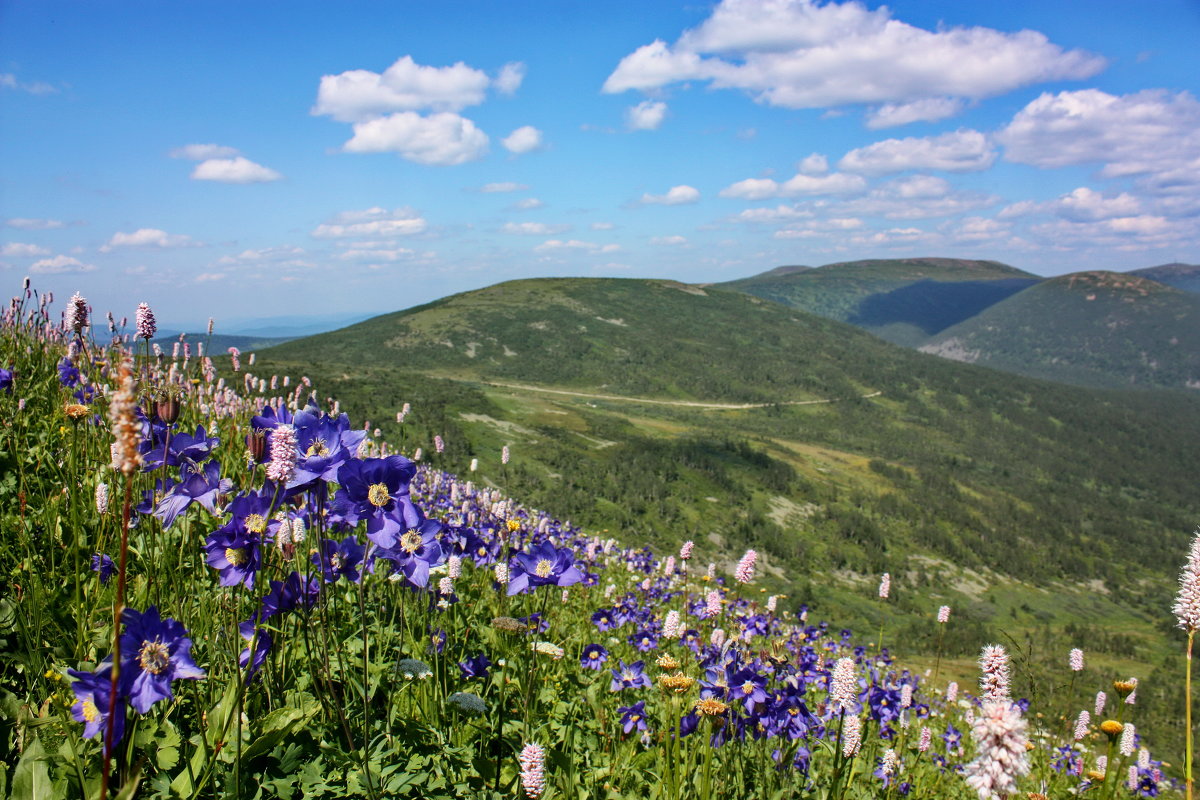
[591,608,618,631]
[0,367,13,393]
[205,525,262,588]
[68,665,126,748]
[155,460,230,528]
[507,541,584,596]
[374,519,444,589]
[618,700,649,734]
[58,357,80,388]
[629,629,659,652]
[118,606,205,714]
[91,553,115,584]
[581,643,609,670]
[238,620,272,681]
[287,404,366,487]
[313,536,366,584]
[334,456,422,548]
[458,653,492,680]
[140,424,219,471]
[728,667,769,712]
[610,659,652,692]
[260,572,320,620]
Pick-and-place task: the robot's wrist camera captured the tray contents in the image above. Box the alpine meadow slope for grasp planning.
[256,276,1200,724]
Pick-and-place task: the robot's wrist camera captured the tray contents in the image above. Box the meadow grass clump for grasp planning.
[0,283,1187,798]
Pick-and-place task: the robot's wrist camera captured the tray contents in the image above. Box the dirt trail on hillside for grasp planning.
[481,382,882,410]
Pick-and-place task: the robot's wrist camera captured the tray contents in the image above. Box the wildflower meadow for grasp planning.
[1,281,1195,799]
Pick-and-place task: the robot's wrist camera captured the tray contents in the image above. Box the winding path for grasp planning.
[481,381,882,410]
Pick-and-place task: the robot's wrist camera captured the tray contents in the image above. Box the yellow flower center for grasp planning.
[138,641,171,675]
[244,514,267,534]
[695,697,729,716]
[330,553,343,571]
[588,651,599,659]
[80,698,99,722]
[400,531,423,554]
[368,483,390,508]
[506,519,521,532]
[742,682,755,695]
[306,439,330,457]
[225,547,249,566]
[534,559,554,578]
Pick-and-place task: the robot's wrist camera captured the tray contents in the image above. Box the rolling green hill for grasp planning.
[258,276,1199,624]
[723,257,1039,346]
[252,275,1200,758]
[919,270,1200,390]
[1129,262,1200,294]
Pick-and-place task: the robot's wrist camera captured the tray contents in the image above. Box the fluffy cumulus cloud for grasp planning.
[2,242,50,257]
[313,55,527,166]
[839,129,995,175]
[510,197,544,211]
[997,89,1200,193]
[836,175,997,219]
[641,185,701,205]
[30,254,95,274]
[342,111,489,165]
[502,125,543,154]
[602,0,1104,123]
[313,56,497,122]
[216,245,307,266]
[866,97,967,129]
[720,171,865,199]
[101,228,199,251]
[311,207,428,239]
[650,235,688,245]
[191,157,283,183]
[627,100,668,131]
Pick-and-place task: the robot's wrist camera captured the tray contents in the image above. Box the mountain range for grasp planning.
[725,258,1200,390]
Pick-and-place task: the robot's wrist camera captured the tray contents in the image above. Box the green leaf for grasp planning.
[9,738,51,800]
[241,707,303,763]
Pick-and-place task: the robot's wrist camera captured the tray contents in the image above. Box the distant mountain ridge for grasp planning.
[918,270,1200,390]
[723,257,1039,347]
[1129,262,1200,294]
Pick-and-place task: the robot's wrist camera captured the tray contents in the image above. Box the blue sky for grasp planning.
[3,0,1199,329]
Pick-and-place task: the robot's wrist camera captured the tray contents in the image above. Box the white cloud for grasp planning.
[502,125,543,154]
[603,0,1104,120]
[480,182,529,193]
[651,235,688,245]
[797,153,828,175]
[510,197,544,210]
[1027,215,1195,251]
[170,143,240,160]
[0,72,58,95]
[312,55,494,123]
[5,218,65,230]
[997,89,1200,193]
[191,157,283,183]
[2,243,50,257]
[590,222,615,230]
[502,222,570,235]
[194,272,227,283]
[719,171,865,199]
[533,239,618,253]
[734,205,814,222]
[1054,187,1142,222]
[102,228,198,251]
[342,112,489,165]
[944,216,1011,242]
[836,176,996,219]
[311,207,427,238]
[627,100,668,131]
[839,129,995,175]
[494,62,527,95]
[336,247,415,262]
[642,185,701,205]
[866,97,967,129]
[216,245,306,265]
[30,255,94,274]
